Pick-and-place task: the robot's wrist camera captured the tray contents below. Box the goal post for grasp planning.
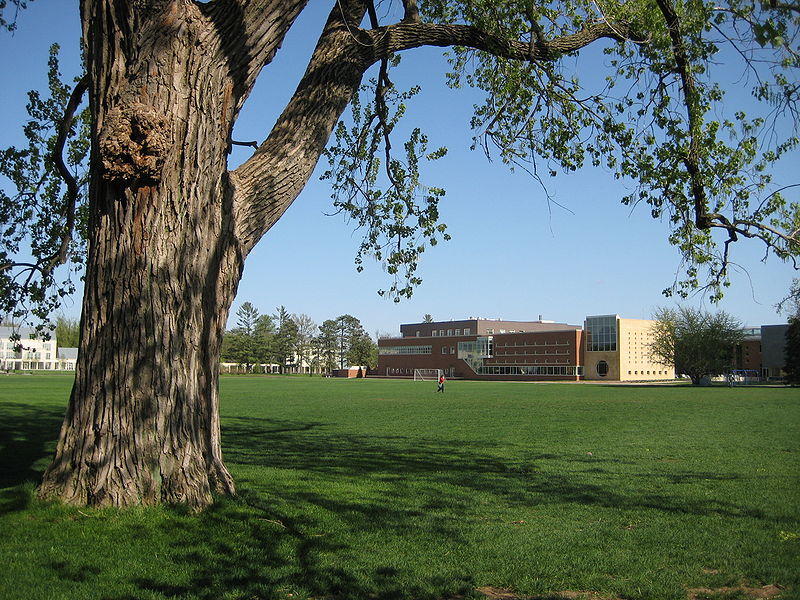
[728,369,761,386]
[414,368,443,381]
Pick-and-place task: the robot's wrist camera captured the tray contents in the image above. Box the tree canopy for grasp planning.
[650,305,745,384]
[1,0,798,331]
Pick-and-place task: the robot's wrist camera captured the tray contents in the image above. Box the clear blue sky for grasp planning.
[1,1,795,337]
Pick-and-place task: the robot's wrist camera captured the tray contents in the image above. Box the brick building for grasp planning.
[377,315,674,381]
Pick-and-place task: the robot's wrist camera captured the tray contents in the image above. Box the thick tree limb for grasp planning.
[231,1,372,252]
[197,0,310,114]
[366,19,646,62]
[231,1,642,251]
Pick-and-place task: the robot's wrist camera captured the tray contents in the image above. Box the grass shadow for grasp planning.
[120,489,473,600]
[221,416,769,522]
[0,402,64,495]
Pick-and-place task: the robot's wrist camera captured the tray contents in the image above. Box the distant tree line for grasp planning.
[220,303,378,374]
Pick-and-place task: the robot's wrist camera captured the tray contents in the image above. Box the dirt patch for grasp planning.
[472,583,785,600]
[475,588,623,600]
[687,583,784,599]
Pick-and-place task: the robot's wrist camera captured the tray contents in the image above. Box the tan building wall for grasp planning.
[583,349,622,380]
[583,316,674,381]
[618,318,674,380]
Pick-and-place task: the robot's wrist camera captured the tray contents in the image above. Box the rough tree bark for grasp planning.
[38,0,638,508]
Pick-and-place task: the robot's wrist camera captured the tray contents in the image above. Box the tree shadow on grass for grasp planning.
[117,488,473,600]
[111,415,780,599]
[1,409,782,599]
[220,416,771,522]
[0,402,64,507]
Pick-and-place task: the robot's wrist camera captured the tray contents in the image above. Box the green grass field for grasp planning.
[0,375,798,600]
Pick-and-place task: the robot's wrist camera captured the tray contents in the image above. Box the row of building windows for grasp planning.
[495,340,572,347]
[4,342,54,351]
[628,370,669,376]
[494,349,572,356]
[485,329,529,334]
[3,351,51,359]
[477,365,583,376]
[420,328,473,337]
[379,345,433,355]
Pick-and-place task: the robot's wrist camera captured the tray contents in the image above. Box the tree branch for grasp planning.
[230,0,372,253]
[198,0,310,115]
[367,19,646,63]
[49,73,90,275]
[230,1,643,254]
[653,0,710,232]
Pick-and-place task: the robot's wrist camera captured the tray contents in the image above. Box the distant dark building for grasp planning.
[761,324,790,379]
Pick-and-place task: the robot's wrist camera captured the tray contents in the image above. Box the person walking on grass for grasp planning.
[437,373,445,393]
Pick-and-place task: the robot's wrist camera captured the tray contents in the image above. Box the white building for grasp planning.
[0,326,77,371]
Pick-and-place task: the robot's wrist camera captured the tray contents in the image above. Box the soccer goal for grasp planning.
[414,368,443,381]
[728,369,761,386]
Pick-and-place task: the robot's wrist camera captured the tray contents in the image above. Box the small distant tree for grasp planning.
[423,314,434,323]
[651,307,745,385]
[55,316,80,348]
[236,302,260,334]
[348,333,378,369]
[776,279,800,320]
[221,302,267,371]
[253,314,276,369]
[292,313,317,375]
[273,317,299,373]
[334,315,369,369]
[316,320,339,375]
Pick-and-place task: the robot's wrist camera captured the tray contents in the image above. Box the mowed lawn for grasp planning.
[0,375,798,600]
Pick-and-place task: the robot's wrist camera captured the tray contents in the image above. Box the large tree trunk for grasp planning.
[37,0,304,507]
[38,2,246,508]
[39,0,368,508]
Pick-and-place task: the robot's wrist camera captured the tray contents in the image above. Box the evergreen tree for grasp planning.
[347,333,378,369]
[316,319,339,375]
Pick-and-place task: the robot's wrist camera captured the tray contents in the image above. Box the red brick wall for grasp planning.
[377,328,585,380]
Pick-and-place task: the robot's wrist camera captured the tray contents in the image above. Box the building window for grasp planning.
[439,330,445,336]
[455,329,461,336]
[432,331,437,336]
[379,345,433,355]
[596,360,609,377]
[586,315,618,352]
[416,331,420,337]
[486,329,494,334]
[447,329,452,336]
[450,346,455,354]
[442,347,447,354]
[463,328,471,335]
